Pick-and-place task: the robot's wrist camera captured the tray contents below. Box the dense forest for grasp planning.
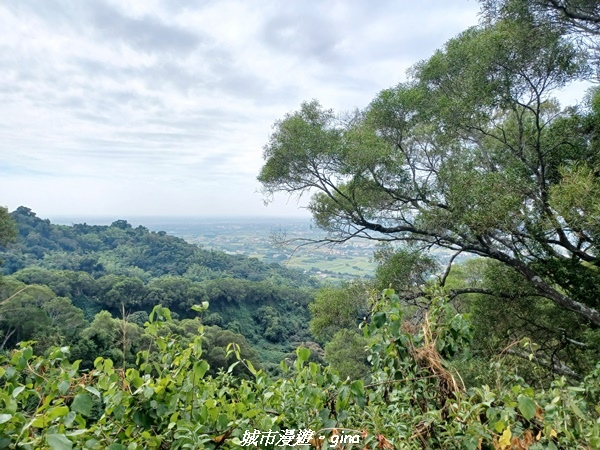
[2,0,600,448]
[0,206,320,373]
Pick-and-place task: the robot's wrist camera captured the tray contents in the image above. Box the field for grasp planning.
[54,215,379,283]
[153,217,379,283]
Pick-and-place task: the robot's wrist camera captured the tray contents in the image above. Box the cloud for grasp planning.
[0,0,483,217]
[87,2,202,55]
[262,13,340,62]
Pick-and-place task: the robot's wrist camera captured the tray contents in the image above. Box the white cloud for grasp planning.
[0,0,482,217]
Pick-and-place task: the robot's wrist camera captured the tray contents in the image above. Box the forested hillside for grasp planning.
[0,206,319,371]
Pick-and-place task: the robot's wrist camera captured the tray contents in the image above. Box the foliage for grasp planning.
[0,295,598,449]
[3,3,600,448]
[445,258,600,384]
[323,329,370,382]
[258,12,600,328]
[0,208,318,366]
[0,208,16,249]
[309,283,369,342]
[372,247,438,293]
[481,0,600,76]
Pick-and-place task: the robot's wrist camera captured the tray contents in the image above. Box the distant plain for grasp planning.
[52,216,378,283]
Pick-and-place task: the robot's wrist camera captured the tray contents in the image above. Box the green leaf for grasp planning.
[47,406,70,420]
[373,312,386,328]
[63,411,77,428]
[71,394,93,417]
[227,361,241,374]
[217,413,229,429]
[569,399,586,419]
[518,395,537,421]
[191,302,209,313]
[66,429,89,437]
[193,360,209,380]
[246,359,257,376]
[494,420,506,433]
[12,386,25,398]
[85,386,101,398]
[58,381,70,395]
[46,433,73,450]
[0,414,12,424]
[297,347,310,363]
[107,444,127,450]
[349,379,364,397]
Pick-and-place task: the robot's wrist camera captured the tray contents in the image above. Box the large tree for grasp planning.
[0,207,15,249]
[482,0,600,76]
[258,16,600,326]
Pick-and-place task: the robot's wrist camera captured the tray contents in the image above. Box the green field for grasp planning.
[135,217,379,283]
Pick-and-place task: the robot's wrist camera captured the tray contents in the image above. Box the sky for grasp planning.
[0,0,485,219]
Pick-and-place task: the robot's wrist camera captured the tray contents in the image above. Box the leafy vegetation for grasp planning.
[0,294,598,449]
[258,5,600,328]
[0,207,319,370]
[259,0,600,384]
[2,0,600,447]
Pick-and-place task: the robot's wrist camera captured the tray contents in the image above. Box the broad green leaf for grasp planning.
[494,420,506,433]
[71,394,93,417]
[297,347,310,363]
[46,433,73,450]
[47,406,69,420]
[143,386,154,399]
[569,399,586,419]
[107,444,127,450]
[84,438,100,448]
[0,414,12,424]
[373,312,386,328]
[518,395,536,421]
[193,360,209,380]
[63,411,76,428]
[349,379,364,397]
[85,386,101,398]
[58,381,70,395]
[22,347,33,360]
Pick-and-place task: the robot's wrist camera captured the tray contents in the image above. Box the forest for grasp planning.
[1,0,600,448]
[0,206,320,373]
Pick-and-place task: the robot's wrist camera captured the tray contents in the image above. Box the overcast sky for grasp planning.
[0,0,485,219]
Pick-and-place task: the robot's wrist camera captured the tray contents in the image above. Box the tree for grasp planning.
[324,329,370,381]
[102,276,146,311]
[373,247,438,293]
[309,284,369,342]
[0,282,55,349]
[481,0,600,76]
[0,207,16,248]
[0,207,16,284]
[259,16,600,326]
[483,0,600,34]
[42,297,87,338]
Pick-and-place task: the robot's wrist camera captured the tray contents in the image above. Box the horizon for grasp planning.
[48,214,314,227]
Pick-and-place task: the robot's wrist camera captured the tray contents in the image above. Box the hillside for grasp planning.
[0,206,320,371]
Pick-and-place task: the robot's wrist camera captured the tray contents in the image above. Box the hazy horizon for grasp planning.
[45,212,314,228]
